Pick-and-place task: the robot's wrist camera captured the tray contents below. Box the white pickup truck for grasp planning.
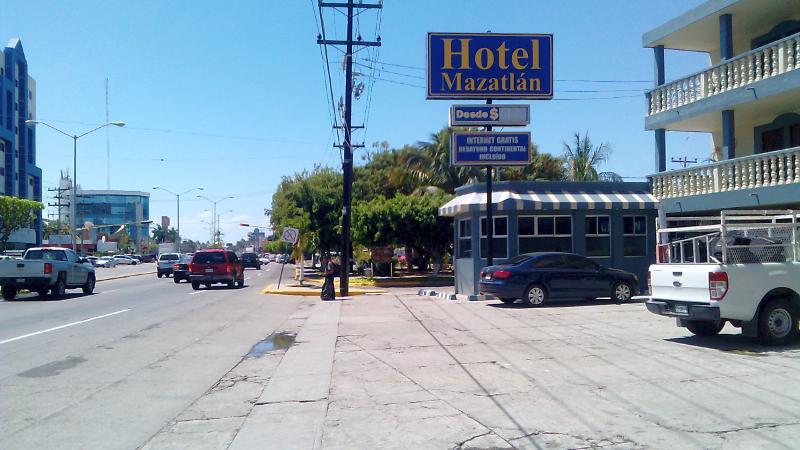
[0,247,96,300]
[646,210,800,345]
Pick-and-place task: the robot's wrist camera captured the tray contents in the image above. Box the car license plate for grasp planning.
[674,304,688,314]
[16,278,25,283]
[205,268,213,273]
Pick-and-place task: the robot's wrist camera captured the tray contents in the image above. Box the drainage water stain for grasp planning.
[246,332,296,358]
[18,356,87,378]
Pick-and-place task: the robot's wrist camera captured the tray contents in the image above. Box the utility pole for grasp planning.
[317,0,381,297]
[47,186,70,227]
[671,156,698,168]
[105,77,111,190]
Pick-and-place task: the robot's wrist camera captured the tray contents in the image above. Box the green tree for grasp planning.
[116,229,131,253]
[406,127,483,193]
[152,224,178,243]
[354,144,425,202]
[562,132,612,181]
[43,220,69,239]
[0,196,43,251]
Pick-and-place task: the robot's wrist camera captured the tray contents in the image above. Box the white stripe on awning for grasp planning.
[439,189,658,217]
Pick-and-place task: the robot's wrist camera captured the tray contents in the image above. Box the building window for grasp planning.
[623,215,647,257]
[480,216,508,259]
[518,215,572,253]
[755,113,800,153]
[585,215,611,257]
[457,219,472,258]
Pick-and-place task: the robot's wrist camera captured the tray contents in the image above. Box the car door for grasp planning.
[64,250,83,285]
[564,255,608,299]
[532,254,572,299]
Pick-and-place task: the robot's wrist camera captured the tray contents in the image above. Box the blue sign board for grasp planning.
[427,33,553,100]
[451,132,532,166]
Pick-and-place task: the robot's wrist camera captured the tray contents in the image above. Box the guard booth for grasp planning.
[439,181,658,295]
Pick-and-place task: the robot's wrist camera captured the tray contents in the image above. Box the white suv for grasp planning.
[157,253,181,278]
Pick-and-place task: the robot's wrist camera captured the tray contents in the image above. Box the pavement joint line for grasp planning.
[0,309,131,345]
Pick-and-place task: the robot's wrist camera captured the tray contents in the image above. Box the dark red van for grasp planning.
[189,249,244,290]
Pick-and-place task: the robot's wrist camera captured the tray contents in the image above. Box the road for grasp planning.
[0,263,298,450]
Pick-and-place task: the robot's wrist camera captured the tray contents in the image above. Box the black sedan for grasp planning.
[172,262,190,283]
[240,252,261,270]
[479,252,638,306]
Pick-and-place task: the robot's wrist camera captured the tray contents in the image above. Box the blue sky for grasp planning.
[2,0,710,242]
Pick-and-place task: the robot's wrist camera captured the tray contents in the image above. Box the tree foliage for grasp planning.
[268,166,342,256]
[562,132,612,181]
[0,195,42,251]
[152,224,178,243]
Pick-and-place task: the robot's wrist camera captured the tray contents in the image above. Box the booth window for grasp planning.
[480,216,508,259]
[585,215,611,257]
[518,215,572,253]
[623,215,647,256]
[457,219,471,258]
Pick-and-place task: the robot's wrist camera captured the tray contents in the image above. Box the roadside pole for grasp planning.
[485,99,493,266]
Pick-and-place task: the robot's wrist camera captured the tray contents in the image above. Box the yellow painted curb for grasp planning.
[262,283,386,297]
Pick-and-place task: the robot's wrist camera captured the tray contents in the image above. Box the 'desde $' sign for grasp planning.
[427,33,553,100]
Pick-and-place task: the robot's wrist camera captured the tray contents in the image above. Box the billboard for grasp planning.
[450,131,532,166]
[427,33,553,99]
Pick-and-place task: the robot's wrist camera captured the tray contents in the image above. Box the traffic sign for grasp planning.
[449,104,529,127]
[450,131,532,166]
[280,227,299,245]
[427,33,553,100]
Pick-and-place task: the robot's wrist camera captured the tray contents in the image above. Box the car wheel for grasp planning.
[52,276,67,298]
[686,320,725,337]
[157,272,163,278]
[227,275,235,288]
[499,298,516,304]
[173,277,181,284]
[612,281,633,303]
[2,286,18,301]
[524,284,547,306]
[191,282,200,290]
[82,274,96,294]
[758,298,799,346]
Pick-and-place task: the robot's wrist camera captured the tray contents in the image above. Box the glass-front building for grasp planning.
[76,190,150,251]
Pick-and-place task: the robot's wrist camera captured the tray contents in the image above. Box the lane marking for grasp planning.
[100,289,121,295]
[0,309,131,345]
[257,273,262,277]
[188,291,207,295]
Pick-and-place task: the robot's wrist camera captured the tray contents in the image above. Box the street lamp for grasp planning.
[216,209,234,247]
[26,120,125,255]
[152,186,203,252]
[197,195,233,245]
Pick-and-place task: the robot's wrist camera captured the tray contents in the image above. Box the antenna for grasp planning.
[105,77,111,189]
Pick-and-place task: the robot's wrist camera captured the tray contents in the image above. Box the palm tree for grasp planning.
[562,132,611,181]
[406,127,482,193]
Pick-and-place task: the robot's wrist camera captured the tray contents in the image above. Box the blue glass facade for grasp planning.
[76,191,150,248]
[1,38,43,246]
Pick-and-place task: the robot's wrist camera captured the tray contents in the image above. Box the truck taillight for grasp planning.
[492,270,511,280]
[173,264,181,270]
[709,272,729,300]
[44,263,52,274]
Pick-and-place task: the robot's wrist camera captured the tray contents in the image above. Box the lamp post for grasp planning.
[152,186,203,252]
[26,120,125,255]
[197,195,233,246]
[216,209,234,247]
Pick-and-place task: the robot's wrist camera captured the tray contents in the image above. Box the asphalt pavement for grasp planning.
[0,263,295,450]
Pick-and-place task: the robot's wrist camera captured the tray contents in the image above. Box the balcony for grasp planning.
[651,146,800,200]
[647,32,800,117]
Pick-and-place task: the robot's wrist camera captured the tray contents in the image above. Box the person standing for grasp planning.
[321,255,335,300]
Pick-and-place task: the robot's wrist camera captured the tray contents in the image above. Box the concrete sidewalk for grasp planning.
[146,288,800,449]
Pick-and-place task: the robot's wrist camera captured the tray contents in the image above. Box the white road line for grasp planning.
[100,289,121,295]
[0,309,131,345]
[188,291,207,295]
[257,273,262,277]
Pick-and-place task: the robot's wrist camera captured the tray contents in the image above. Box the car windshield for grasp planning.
[193,252,226,264]
[25,249,67,261]
[159,254,179,261]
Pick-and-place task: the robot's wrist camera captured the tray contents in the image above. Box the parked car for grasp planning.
[269,254,277,262]
[95,256,118,268]
[157,253,181,278]
[479,252,639,305]
[189,249,244,290]
[113,255,138,265]
[142,254,156,263]
[259,255,270,265]
[240,252,261,270]
[172,255,192,284]
[128,255,143,263]
[84,256,99,266]
[0,247,96,300]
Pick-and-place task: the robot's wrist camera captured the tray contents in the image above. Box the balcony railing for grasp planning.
[651,146,800,199]
[647,32,800,116]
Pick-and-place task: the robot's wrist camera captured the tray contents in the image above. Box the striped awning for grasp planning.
[439,189,658,217]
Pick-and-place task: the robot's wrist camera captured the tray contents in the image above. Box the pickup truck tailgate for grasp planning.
[0,260,45,277]
[650,264,712,303]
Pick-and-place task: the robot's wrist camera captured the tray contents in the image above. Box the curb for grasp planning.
[263,283,387,297]
[417,289,496,302]
[96,271,156,282]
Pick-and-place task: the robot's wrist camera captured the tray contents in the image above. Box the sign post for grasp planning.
[427,32,552,268]
[277,227,299,289]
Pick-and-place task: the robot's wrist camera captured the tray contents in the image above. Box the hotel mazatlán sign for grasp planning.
[427,33,553,100]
